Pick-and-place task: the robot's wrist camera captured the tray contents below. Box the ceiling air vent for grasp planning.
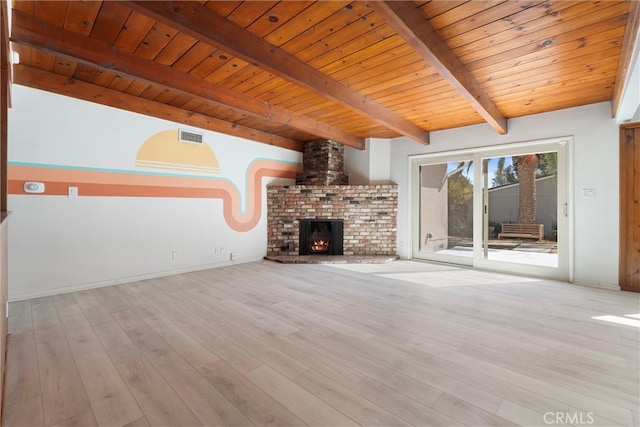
[179,129,204,144]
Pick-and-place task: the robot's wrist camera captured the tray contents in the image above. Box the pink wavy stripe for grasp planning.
[8,159,301,232]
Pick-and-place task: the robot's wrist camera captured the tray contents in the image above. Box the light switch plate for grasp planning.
[582,188,595,199]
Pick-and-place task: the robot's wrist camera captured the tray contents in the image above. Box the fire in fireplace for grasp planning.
[311,239,330,252]
[299,219,343,256]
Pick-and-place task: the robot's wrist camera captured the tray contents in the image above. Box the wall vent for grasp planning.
[179,129,204,144]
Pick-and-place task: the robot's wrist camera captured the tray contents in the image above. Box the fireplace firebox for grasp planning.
[299,219,343,256]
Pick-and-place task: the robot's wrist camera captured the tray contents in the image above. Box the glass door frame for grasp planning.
[411,152,476,267]
[409,137,572,281]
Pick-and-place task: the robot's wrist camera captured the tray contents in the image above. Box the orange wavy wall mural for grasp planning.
[8,130,302,232]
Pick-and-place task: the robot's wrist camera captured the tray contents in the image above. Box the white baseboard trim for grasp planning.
[571,279,619,292]
[8,257,264,302]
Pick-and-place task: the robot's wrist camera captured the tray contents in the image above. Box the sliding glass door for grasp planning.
[415,156,475,266]
[411,139,570,280]
[481,151,559,268]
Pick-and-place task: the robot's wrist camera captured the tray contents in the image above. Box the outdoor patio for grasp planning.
[440,239,558,268]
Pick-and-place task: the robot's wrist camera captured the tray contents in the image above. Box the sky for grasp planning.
[445,156,514,187]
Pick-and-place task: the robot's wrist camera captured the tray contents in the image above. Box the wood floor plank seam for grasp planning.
[3,299,46,426]
[122,278,450,424]
[74,288,201,426]
[4,260,639,427]
[93,285,247,426]
[51,293,145,427]
[114,282,306,425]
[31,297,94,426]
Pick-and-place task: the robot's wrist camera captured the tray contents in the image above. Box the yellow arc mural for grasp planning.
[135,130,220,174]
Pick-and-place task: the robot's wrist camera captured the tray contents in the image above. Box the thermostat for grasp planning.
[24,182,45,193]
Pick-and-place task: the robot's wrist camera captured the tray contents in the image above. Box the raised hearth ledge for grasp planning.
[264,255,398,264]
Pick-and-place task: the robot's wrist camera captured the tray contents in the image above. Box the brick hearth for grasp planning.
[266,139,398,257]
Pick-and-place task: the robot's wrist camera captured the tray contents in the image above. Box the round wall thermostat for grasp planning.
[24,182,45,193]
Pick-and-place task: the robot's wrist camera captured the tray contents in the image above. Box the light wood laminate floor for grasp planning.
[3,260,639,427]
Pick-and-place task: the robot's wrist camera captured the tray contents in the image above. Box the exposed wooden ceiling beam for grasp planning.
[122,0,430,145]
[13,64,303,152]
[11,10,363,150]
[611,0,640,118]
[370,1,508,135]
[1,0,11,110]
[1,0,9,213]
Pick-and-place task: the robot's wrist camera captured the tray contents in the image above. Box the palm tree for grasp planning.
[452,152,554,225]
[492,157,517,187]
[512,154,540,224]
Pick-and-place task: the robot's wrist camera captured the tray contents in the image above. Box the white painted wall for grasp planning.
[345,138,392,184]
[380,101,619,289]
[8,86,300,300]
[8,87,624,295]
[344,140,370,185]
[368,138,391,184]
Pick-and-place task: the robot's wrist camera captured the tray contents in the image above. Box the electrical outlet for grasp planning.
[68,186,78,197]
[230,252,236,261]
[171,251,178,261]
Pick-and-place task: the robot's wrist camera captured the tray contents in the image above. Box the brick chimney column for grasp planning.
[300,140,348,185]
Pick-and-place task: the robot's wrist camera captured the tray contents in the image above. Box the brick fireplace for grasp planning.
[266,140,398,257]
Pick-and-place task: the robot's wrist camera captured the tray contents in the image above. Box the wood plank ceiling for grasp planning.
[9,1,639,152]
